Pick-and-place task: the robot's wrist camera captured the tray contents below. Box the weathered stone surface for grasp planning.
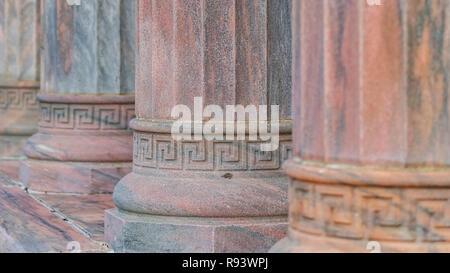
[106,0,292,253]
[272,0,450,253]
[0,0,40,177]
[105,208,286,253]
[20,0,136,194]
[0,172,106,253]
[35,193,114,241]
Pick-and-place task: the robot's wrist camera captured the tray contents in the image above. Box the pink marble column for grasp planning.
[19,0,136,194]
[105,0,292,252]
[272,0,450,253]
[0,0,40,179]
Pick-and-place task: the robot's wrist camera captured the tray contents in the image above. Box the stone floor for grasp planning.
[0,171,113,253]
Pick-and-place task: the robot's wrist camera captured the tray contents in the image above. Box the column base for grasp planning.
[273,160,450,253]
[19,159,131,194]
[270,229,450,253]
[105,208,287,253]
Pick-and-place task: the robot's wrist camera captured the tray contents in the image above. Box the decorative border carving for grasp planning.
[0,88,39,110]
[39,103,135,130]
[291,180,450,242]
[133,132,292,171]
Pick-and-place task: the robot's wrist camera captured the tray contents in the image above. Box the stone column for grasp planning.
[105,0,292,253]
[272,0,450,253]
[0,0,40,179]
[19,0,136,194]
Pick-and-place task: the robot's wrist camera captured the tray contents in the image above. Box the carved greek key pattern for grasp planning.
[133,132,292,171]
[291,181,450,242]
[39,103,135,130]
[0,88,38,110]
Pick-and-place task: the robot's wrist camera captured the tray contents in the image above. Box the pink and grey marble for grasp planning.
[106,0,292,253]
[41,0,135,95]
[20,0,136,194]
[0,0,40,179]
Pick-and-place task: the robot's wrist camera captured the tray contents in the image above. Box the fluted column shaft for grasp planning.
[19,0,136,194]
[272,0,450,253]
[105,0,292,253]
[0,0,40,179]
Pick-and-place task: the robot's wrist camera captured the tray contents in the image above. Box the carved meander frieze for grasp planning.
[291,180,450,243]
[39,103,135,131]
[0,88,38,111]
[133,132,293,171]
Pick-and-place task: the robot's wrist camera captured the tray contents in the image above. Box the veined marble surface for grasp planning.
[41,0,135,95]
[0,0,40,82]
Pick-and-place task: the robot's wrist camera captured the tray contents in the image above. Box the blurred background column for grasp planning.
[0,0,40,180]
[106,0,292,253]
[272,0,450,253]
[19,0,136,194]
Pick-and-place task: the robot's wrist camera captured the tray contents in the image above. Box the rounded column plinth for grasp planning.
[271,159,450,253]
[19,94,135,194]
[106,119,292,252]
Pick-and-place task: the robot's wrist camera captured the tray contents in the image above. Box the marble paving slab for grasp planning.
[0,172,111,253]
